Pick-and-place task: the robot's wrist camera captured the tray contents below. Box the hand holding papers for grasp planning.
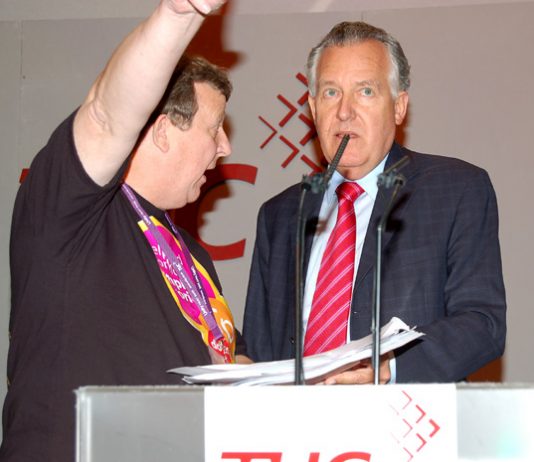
[170,317,423,385]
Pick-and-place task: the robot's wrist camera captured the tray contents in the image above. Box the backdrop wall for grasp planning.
[1,0,533,432]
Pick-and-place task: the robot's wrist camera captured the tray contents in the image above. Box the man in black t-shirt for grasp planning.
[1,1,250,461]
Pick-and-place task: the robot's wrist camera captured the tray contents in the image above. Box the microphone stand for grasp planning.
[294,135,350,385]
[371,155,409,385]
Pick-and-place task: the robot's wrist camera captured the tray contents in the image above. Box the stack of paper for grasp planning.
[169,317,423,386]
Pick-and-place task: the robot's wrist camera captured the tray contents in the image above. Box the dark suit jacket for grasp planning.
[242,143,506,382]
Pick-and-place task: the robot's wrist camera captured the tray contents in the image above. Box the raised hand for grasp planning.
[166,0,227,15]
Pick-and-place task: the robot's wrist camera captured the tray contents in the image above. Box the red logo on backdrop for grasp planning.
[388,389,441,461]
[221,452,371,462]
[258,72,321,173]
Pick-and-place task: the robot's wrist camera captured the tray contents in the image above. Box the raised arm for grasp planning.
[73,0,225,186]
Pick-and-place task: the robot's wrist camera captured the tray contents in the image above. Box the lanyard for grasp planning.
[121,183,228,356]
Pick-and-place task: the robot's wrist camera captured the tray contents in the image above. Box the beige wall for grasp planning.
[1,0,533,436]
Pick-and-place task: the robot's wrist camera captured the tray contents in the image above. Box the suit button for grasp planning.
[289,337,295,344]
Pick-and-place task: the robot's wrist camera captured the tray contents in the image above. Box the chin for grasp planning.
[168,194,189,210]
[171,201,188,210]
[187,190,202,205]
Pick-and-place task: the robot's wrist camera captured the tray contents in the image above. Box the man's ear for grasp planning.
[152,114,171,152]
[308,94,317,122]
[394,91,409,126]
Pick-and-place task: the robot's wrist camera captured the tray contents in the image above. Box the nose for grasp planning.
[336,93,355,122]
[217,128,232,158]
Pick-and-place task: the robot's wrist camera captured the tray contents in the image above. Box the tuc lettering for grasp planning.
[220,452,371,462]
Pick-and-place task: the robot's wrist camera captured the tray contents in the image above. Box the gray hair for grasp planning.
[306,21,411,98]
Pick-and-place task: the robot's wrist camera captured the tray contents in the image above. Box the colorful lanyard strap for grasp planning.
[121,183,230,361]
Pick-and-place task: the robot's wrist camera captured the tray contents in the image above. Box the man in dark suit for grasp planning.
[242,21,506,383]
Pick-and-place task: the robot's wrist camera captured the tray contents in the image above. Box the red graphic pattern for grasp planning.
[277,94,297,127]
[258,116,277,149]
[259,72,320,173]
[388,390,442,461]
[279,136,299,168]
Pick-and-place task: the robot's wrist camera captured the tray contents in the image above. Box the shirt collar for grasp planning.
[325,154,389,205]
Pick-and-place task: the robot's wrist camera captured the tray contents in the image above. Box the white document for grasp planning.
[169,317,423,385]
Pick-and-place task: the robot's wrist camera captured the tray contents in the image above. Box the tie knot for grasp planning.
[336,181,364,204]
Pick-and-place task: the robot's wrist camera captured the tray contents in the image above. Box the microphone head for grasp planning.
[377,155,410,189]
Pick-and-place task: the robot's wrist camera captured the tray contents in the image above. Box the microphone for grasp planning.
[377,155,410,189]
[323,134,350,188]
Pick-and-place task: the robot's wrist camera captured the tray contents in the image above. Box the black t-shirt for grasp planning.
[2,111,242,461]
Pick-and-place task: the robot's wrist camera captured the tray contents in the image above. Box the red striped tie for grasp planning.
[304,181,364,356]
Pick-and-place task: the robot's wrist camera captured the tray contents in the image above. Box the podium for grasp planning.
[76,383,534,462]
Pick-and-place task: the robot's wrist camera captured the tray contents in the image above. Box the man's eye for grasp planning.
[323,88,338,98]
[361,87,374,97]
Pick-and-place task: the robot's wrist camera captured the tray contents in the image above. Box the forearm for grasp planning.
[86,3,205,137]
[74,1,222,185]
[395,309,505,383]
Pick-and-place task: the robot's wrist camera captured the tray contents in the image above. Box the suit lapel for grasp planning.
[354,144,417,291]
[286,185,323,284]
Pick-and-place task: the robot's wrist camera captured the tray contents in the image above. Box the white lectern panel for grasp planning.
[76,383,534,461]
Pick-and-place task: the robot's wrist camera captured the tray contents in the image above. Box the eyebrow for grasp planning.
[355,79,380,87]
[317,79,381,88]
[317,80,338,89]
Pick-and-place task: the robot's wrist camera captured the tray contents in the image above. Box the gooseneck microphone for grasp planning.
[295,135,350,385]
[323,135,351,188]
